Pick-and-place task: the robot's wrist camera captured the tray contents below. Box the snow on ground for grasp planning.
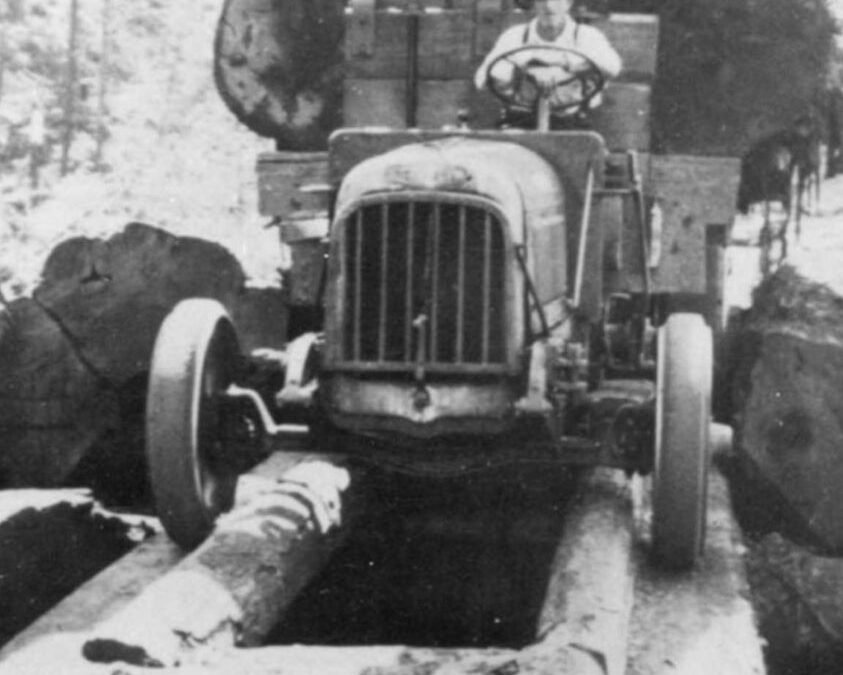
[725,173,843,311]
[788,174,843,294]
[0,0,279,298]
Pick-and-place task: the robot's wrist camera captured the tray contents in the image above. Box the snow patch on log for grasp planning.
[82,454,360,668]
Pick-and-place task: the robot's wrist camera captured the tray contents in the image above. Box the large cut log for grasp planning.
[214,0,345,150]
[32,222,245,385]
[0,222,287,489]
[212,0,835,156]
[729,267,843,552]
[81,453,363,668]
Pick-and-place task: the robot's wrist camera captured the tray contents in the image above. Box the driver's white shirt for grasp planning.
[474,18,622,111]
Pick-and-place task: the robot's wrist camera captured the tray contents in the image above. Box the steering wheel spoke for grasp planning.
[486,45,605,122]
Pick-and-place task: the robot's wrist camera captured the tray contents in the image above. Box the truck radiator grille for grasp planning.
[341,200,506,368]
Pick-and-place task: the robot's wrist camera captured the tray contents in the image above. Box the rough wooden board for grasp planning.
[256,151,329,218]
[626,468,766,675]
[648,154,742,295]
[345,11,477,81]
[591,81,651,152]
[525,467,636,675]
[344,55,653,145]
[343,78,475,131]
[343,78,407,129]
[593,14,659,83]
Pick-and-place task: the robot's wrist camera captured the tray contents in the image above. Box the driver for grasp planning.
[474,0,622,127]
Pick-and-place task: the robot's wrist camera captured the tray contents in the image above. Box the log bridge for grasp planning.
[0,450,765,675]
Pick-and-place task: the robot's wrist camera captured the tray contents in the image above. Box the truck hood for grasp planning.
[332,137,565,244]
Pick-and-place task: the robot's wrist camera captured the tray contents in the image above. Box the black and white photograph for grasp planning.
[0,1,843,672]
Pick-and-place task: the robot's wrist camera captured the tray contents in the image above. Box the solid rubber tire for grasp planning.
[651,312,712,569]
[146,299,240,550]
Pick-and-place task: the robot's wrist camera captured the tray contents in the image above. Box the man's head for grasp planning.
[534,0,573,34]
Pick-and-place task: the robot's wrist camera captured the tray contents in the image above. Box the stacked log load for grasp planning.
[214,0,837,154]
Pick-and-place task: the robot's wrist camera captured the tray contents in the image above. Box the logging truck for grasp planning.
[145,0,740,569]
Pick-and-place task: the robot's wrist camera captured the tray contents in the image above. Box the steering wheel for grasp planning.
[485,45,605,116]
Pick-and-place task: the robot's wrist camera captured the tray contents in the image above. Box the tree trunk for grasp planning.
[82,453,365,668]
[0,223,257,489]
[94,0,110,169]
[60,0,79,175]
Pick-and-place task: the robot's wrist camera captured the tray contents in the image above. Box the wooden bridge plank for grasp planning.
[626,468,766,675]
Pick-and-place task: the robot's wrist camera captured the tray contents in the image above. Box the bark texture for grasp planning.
[213,0,345,150]
[82,454,361,668]
[0,222,287,489]
[729,267,843,553]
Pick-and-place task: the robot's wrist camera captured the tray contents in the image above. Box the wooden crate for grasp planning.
[345,11,477,80]
[257,152,330,218]
[343,7,659,138]
[593,14,659,83]
[344,79,480,129]
[343,3,527,129]
[648,155,741,295]
[591,82,651,152]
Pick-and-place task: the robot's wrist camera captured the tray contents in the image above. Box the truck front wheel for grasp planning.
[146,299,242,549]
[651,312,712,569]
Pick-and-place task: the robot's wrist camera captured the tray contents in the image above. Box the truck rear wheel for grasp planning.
[146,299,241,549]
[651,312,712,569]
